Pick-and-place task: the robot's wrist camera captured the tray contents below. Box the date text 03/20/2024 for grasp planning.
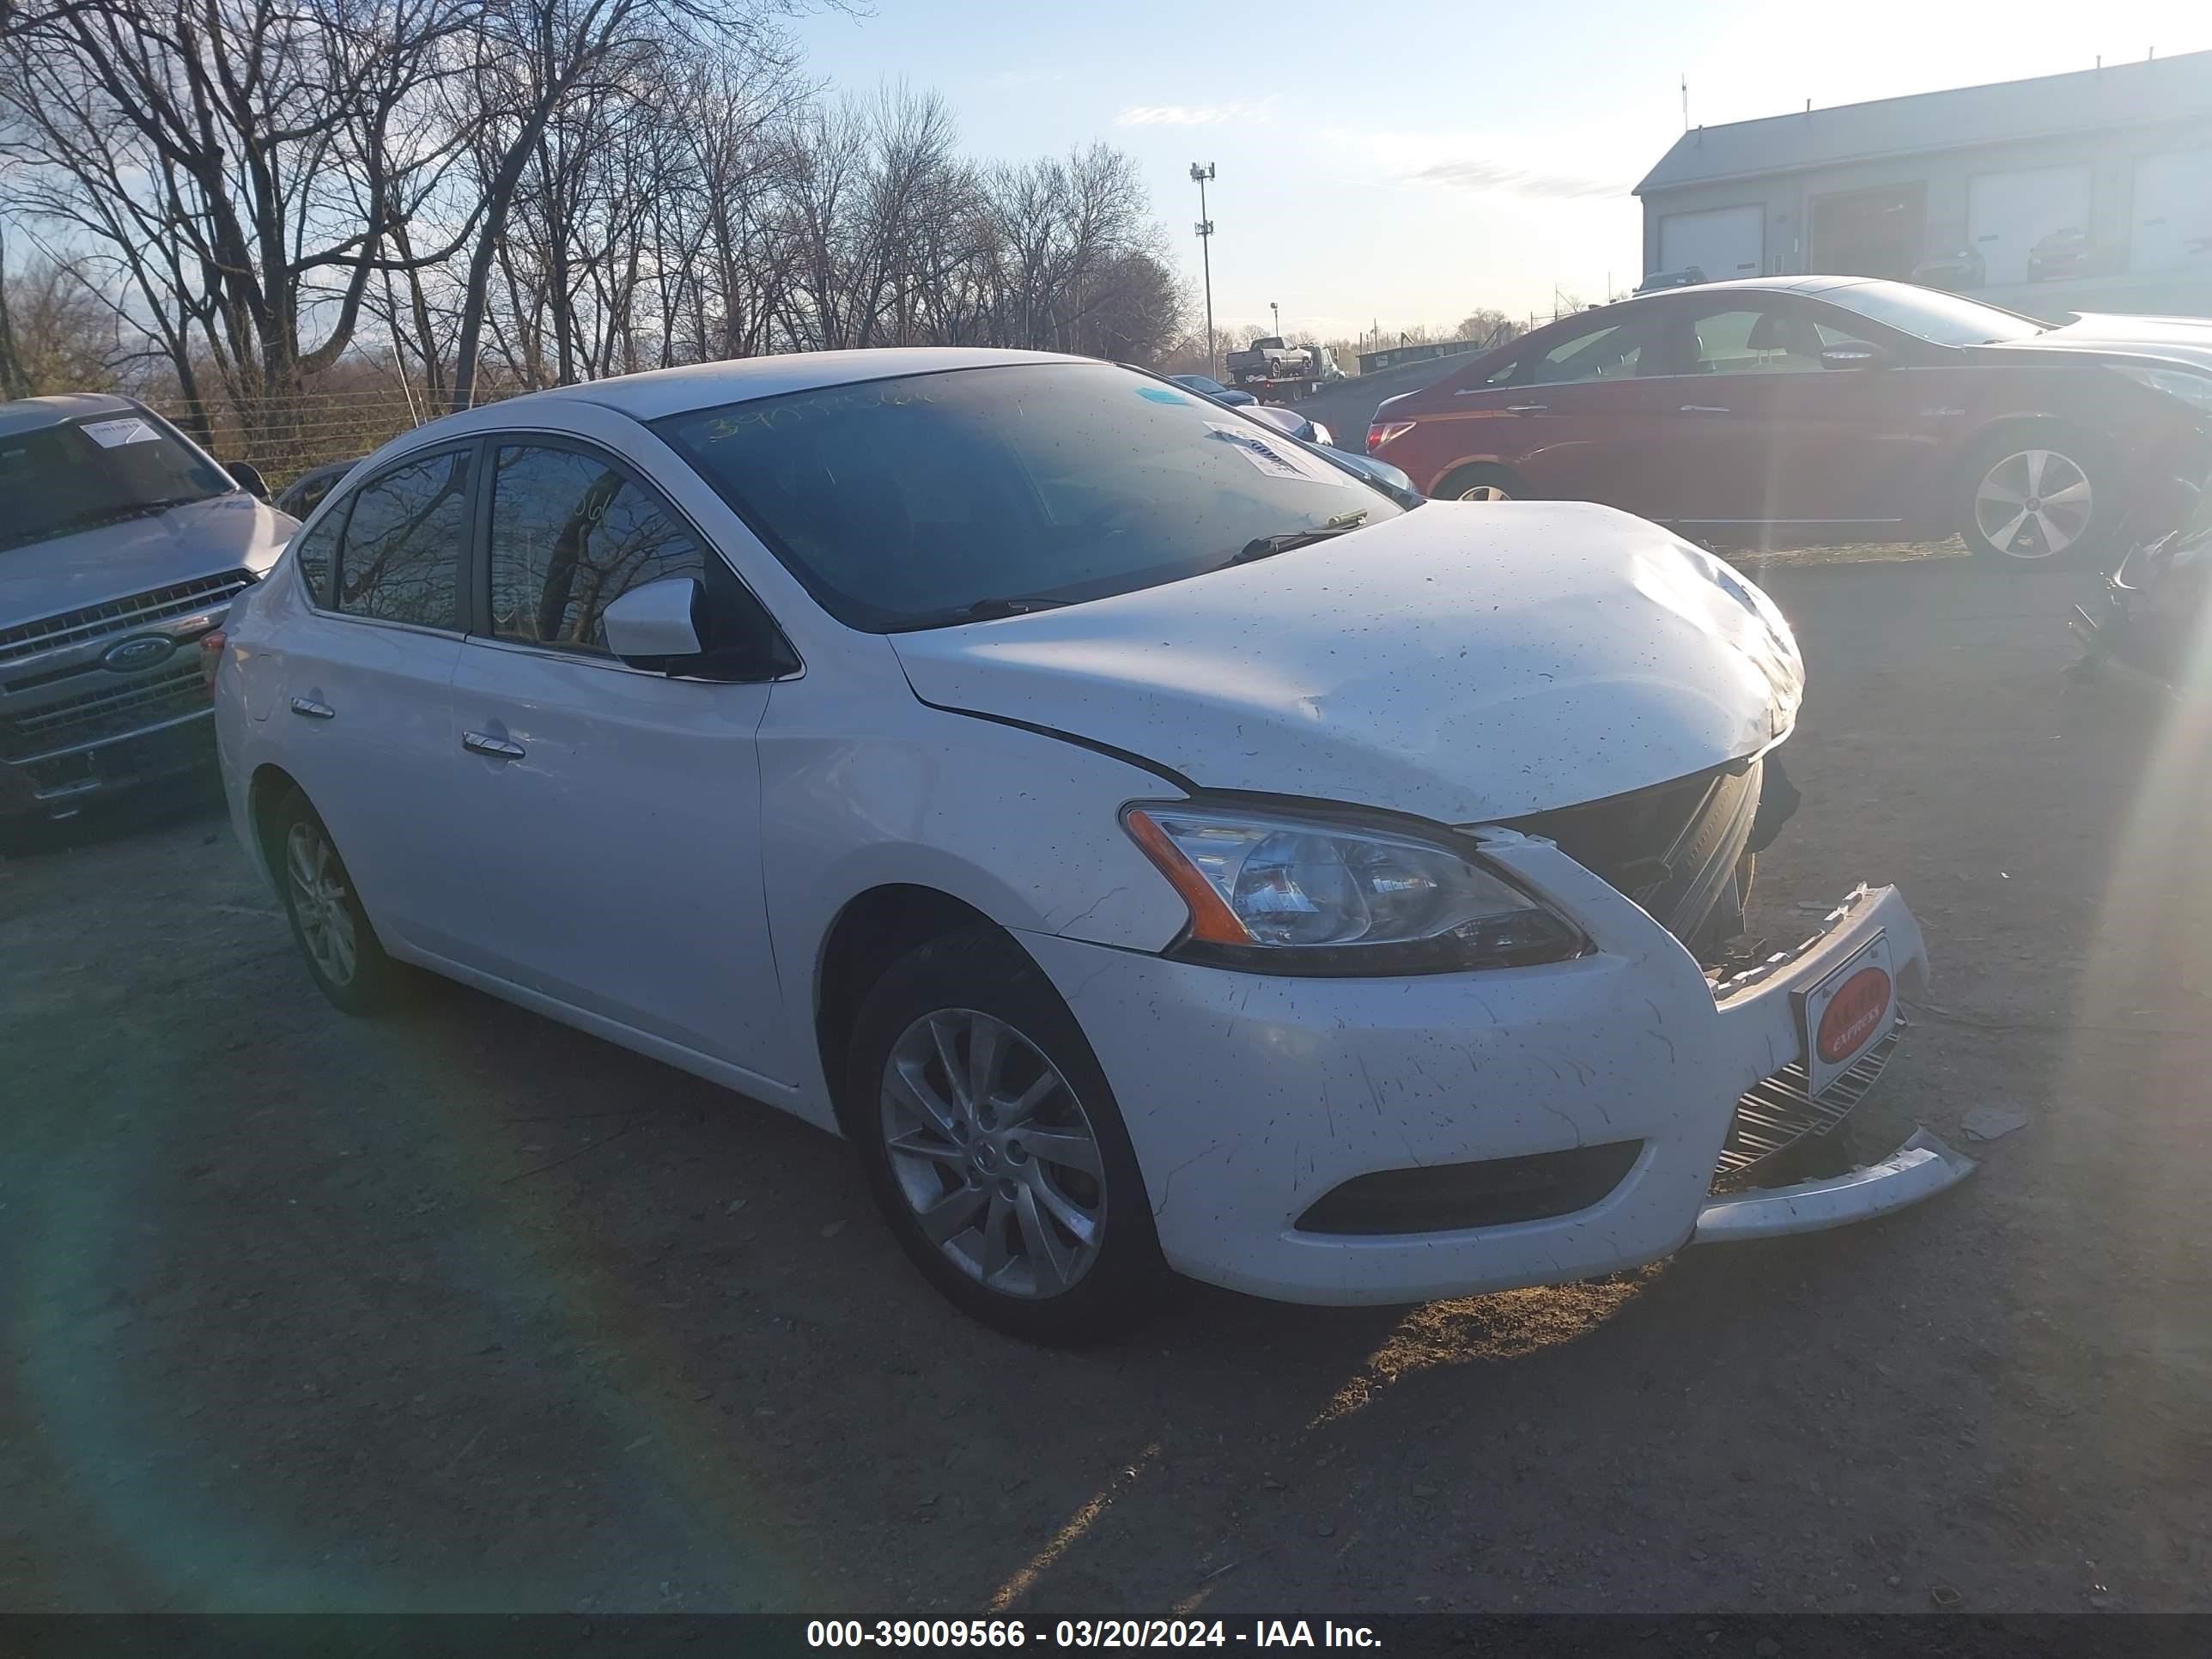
[805,1621,1382,1649]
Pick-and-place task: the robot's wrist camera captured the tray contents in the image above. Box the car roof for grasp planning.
[422,347,1081,441]
[1525,276,1879,335]
[1629,275,1869,301]
[0,392,142,439]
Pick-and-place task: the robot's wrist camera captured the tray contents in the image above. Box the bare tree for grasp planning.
[4,0,1187,468]
[0,248,118,392]
[1,0,480,453]
[446,0,803,410]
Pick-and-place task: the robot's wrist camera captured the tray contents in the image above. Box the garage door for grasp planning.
[1659,205,1764,282]
[2132,149,2212,273]
[1968,166,2091,286]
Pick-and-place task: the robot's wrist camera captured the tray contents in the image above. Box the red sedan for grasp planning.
[1368,276,2212,567]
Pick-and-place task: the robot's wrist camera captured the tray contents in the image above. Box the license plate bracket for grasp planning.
[1796,931,1896,1098]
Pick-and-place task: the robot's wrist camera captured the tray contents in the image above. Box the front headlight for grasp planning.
[2112,364,2212,415]
[1122,803,1583,975]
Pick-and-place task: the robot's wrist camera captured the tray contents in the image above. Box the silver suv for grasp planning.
[1,394,296,821]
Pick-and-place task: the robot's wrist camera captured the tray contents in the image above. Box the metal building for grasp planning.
[1637,52,2212,317]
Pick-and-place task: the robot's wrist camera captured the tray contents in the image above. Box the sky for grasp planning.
[789,0,2212,342]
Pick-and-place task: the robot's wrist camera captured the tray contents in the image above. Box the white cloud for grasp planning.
[1317,125,1640,200]
[1115,100,1271,127]
[1405,157,1628,201]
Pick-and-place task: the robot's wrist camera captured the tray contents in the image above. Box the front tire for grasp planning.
[270,789,401,1016]
[845,926,1167,1345]
[1436,463,1523,503]
[1957,430,2113,569]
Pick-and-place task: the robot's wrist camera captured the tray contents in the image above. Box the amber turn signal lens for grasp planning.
[199,630,227,698]
[1121,806,1252,945]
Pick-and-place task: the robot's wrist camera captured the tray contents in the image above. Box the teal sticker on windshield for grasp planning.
[1136,386,1190,404]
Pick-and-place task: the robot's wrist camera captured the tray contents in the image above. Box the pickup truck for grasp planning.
[1222,337,1344,402]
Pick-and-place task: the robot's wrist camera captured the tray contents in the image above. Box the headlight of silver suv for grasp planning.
[1123,802,1584,975]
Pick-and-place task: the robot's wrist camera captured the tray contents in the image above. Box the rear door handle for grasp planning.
[462,731,526,761]
[289,696,335,720]
[1680,404,1732,415]
[1504,403,1549,413]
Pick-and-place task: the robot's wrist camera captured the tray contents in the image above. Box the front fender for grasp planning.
[757,688,1195,1121]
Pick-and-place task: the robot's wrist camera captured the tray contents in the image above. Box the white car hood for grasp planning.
[889,501,1803,823]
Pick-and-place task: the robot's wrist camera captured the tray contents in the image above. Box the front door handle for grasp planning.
[289,696,335,720]
[1680,404,1732,415]
[1504,403,1549,413]
[462,731,526,761]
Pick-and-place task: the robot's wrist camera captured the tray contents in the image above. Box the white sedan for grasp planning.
[210,349,1972,1344]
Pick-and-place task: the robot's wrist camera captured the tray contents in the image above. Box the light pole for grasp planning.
[1190,162,1216,378]
[1270,301,1279,339]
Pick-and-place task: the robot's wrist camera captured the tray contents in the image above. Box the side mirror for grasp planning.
[604,575,706,668]
[1820,342,1890,370]
[602,574,802,682]
[227,460,271,501]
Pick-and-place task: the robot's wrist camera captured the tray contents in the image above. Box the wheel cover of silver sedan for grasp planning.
[881,1009,1107,1298]
[287,821,359,987]
[1976,449,2093,560]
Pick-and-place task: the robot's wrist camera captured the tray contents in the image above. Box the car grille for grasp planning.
[0,660,208,761]
[0,571,253,667]
[1503,760,1762,948]
[1710,1019,1905,1187]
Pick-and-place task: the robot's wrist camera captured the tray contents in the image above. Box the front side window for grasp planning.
[0,410,235,554]
[333,450,469,629]
[653,362,1399,632]
[1685,307,1822,374]
[1525,319,1653,384]
[486,444,713,653]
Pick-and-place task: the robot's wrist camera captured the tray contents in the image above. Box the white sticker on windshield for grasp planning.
[1206,421,1315,481]
[82,418,158,448]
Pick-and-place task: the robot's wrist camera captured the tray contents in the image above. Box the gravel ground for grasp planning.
[5,549,2209,1614]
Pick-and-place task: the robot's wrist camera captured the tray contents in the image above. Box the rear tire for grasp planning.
[270,789,402,1016]
[1956,428,2114,570]
[845,925,1168,1345]
[1435,463,1524,503]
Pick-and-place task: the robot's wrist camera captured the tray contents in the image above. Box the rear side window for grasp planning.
[334,450,470,629]
[289,505,345,607]
[1526,319,1653,384]
[485,444,711,653]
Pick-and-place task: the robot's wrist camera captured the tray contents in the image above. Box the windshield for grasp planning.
[653,362,1400,631]
[1819,281,2048,346]
[0,410,235,553]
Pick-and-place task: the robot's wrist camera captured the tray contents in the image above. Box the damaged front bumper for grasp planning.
[1018,843,1970,1307]
[1693,1128,1976,1243]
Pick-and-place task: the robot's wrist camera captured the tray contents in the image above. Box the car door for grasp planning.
[1655,298,1923,532]
[270,444,488,958]
[1474,310,1682,514]
[447,433,799,1091]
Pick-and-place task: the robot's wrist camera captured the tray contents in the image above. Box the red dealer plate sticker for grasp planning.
[1796,932,1896,1098]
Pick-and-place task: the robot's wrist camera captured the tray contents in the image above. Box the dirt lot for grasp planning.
[5,548,2210,1615]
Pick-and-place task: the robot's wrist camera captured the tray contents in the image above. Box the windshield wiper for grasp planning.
[1231,509,1369,565]
[945,596,1069,623]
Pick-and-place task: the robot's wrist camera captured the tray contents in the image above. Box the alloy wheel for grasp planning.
[1457,483,1512,502]
[286,819,359,987]
[1975,448,2093,560]
[879,1008,1107,1299]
